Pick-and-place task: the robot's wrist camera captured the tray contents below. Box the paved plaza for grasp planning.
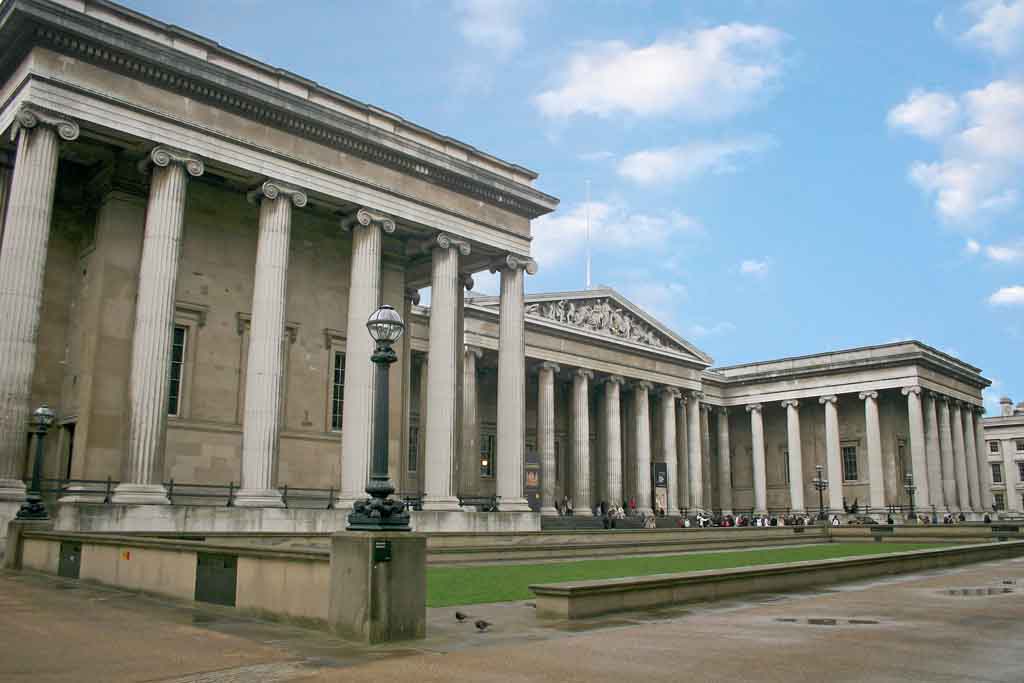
[1,556,1022,682]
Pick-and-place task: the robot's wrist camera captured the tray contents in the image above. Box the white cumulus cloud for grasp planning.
[961,0,1024,56]
[617,136,774,186]
[887,89,961,139]
[454,0,529,56]
[740,258,769,275]
[534,24,785,120]
[988,285,1024,304]
[966,238,982,253]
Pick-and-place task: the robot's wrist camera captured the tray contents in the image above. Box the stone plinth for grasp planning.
[3,518,54,569]
[410,510,539,533]
[328,531,426,643]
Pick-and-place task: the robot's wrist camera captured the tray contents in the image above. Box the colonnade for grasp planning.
[0,106,537,511]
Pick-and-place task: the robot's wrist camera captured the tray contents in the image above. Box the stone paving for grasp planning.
[1,557,1022,682]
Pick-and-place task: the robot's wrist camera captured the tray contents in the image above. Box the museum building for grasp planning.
[0,0,996,537]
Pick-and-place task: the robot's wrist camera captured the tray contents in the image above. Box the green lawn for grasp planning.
[426,542,946,607]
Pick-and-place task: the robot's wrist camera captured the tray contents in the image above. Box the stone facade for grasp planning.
[0,0,996,536]
[984,398,1024,515]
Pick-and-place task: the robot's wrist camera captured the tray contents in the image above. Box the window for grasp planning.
[991,463,1004,484]
[842,445,859,481]
[330,351,345,431]
[1017,440,1024,453]
[554,439,560,483]
[782,449,790,484]
[896,439,908,485]
[480,434,495,478]
[168,326,187,416]
[994,493,1005,510]
[1018,461,1024,482]
[989,440,1000,454]
[407,424,419,473]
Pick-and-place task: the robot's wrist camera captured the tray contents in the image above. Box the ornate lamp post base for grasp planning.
[347,496,411,531]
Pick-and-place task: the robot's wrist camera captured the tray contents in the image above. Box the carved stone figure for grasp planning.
[524,297,677,351]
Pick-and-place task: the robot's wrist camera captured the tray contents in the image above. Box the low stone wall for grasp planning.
[833,523,1023,544]
[530,540,1024,619]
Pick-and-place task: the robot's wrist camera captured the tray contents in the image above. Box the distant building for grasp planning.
[984,398,1024,515]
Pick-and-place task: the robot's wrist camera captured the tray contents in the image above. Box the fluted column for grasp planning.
[963,405,981,513]
[571,368,594,515]
[701,404,712,508]
[657,387,680,516]
[716,408,733,515]
[602,375,624,510]
[781,400,804,513]
[113,147,205,504]
[746,404,767,514]
[951,401,970,513]
[974,409,991,511]
[924,392,946,511]
[686,390,704,512]
[901,387,930,511]
[937,396,958,511]
[461,346,482,499]
[337,209,397,507]
[859,391,885,513]
[0,108,79,500]
[676,397,689,511]
[820,395,843,513]
[633,381,654,515]
[537,361,559,515]
[0,152,12,251]
[416,355,429,493]
[493,254,537,512]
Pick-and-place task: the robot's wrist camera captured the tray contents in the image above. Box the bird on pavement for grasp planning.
[455,611,469,622]
[475,619,491,632]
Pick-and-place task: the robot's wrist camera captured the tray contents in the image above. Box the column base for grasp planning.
[665,507,681,517]
[497,497,532,512]
[421,496,462,512]
[573,508,593,517]
[233,489,285,508]
[110,483,170,505]
[0,479,27,502]
[540,506,559,516]
[634,506,653,516]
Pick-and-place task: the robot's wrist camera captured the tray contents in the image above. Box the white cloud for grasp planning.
[961,0,1024,56]
[534,24,785,120]
[966,238,982,253]
[740,258,769,275]
[617,136,773,186]
[454,0,529,56]
[887,89,961,139]
[530,200,703,268]
[618,281,690,326]
[892,79,1024,223]
[988,284,1024,304]
[688,321,736,338]
[986,243,1024,261]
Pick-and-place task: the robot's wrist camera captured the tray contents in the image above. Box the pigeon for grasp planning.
[474,619,491,632]
[455,611,469,622]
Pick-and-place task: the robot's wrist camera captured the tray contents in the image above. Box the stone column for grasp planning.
[419,234,470,511]
[537,361,559,515]
[716,408,733,515]
[337,209,397,507]
[0,152,12,250]
[924,392,946,511]
[974,409,992,511]
[657,387,680,516]
[951,401,970,513]
[633,382,654,515]
[676,396,689,512]
[492,254,537,512]
[859,391,885,513]
[901,387,930,511]
[113,148,204,504]
[701,404,713,508]
[937,396,958,511]
[461,346,482,499]
[416,356,429,494]
[746,404,767,515]
[602,375,624,510]
[820,395,843,513]
[781,400,804,513]
[963,405,981,513]
[232,181,305,507]
[0,108,79,501]
[686,391,704,512]
[571,368,594,516]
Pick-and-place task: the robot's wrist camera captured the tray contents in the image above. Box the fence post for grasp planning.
[103,476,113,504]
[167,478,175,504]
[227,481,235,507]
[282,484,289,508]
[326,487,335,510]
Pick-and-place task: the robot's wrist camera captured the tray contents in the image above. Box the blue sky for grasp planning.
[122,0,1023,409]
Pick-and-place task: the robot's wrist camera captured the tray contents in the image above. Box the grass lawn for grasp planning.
[426,542,947,607]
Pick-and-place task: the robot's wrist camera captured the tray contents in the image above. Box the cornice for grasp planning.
[0,0,559,219]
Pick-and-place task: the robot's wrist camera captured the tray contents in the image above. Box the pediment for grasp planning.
[471,288,712,365]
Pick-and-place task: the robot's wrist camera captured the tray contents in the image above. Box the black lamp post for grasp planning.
[17,404,56,520]
[347,305,411,532]
[812,463,828,521]
[904,473,917,523]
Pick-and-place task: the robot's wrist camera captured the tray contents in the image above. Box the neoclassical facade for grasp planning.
[0,0,997,537]
[984,398,1024,515]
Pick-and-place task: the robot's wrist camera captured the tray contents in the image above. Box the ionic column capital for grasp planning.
[404,287,421,305]
[819,395,838,405]
[11,105,80,142]
[465,345,484,360]
[858,390,879,400]
[745,403,762,413]
[341,207,396,234]
[539,361,561,374]
[489,253,538,275]
[901,386,922,397]
[717,406,729,416]
[573,368,594,381]
[601,374,624,386]
[459,272,475,291]
[138,146,204,177]
[688,390,704,401]
[247,180,307,207]
[659,386,681,399]
[781,399,799,409]
[701,403,715,413]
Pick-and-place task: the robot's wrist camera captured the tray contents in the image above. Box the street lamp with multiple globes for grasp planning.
[811,463,829,522]
[903,472,917,523]
[346,304,411,532]
[17,404,57,520]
